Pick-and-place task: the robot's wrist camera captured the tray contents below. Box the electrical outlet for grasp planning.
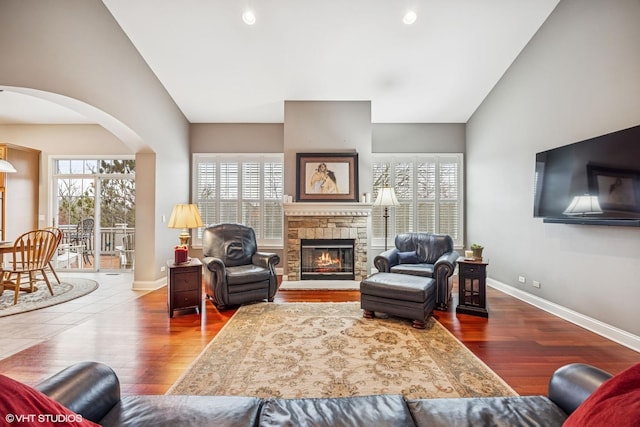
[533,280,541,288]
[518,275,526,284]
[161,266,166,272]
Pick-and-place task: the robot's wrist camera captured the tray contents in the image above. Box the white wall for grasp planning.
[467,0,640,338]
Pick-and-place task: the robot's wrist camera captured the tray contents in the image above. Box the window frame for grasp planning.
[192,153,284,248]
[371,153,464,249]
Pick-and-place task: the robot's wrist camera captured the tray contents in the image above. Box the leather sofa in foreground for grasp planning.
[28,361,617,427]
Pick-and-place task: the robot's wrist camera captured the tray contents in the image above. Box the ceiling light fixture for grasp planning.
[0,159,17,173]
[403,11,417,25]
[242,10,256,25]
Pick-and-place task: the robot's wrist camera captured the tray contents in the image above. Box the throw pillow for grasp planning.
[398,250,419,264]
[0,374,99,427]
[563,362,640,427]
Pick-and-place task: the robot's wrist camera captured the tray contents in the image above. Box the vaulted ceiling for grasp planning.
[0,0,560,125]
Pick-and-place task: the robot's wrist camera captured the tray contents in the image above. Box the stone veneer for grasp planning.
[284,203,372,282]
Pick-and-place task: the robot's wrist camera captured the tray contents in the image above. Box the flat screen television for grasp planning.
[533,124,640,226]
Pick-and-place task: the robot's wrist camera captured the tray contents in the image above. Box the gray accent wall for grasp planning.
[372,123,465,153]
[467,0,640,337]
[191,124,284,153]
[283,101,373,197]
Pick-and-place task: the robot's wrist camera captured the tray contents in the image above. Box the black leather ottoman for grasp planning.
[360,272,436,329]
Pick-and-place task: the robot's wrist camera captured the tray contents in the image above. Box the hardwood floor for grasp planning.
[0,273,637,397]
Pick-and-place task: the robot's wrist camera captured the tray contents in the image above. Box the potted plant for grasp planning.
[471,243,484,260]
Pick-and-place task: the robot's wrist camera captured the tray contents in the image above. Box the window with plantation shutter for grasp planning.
[193,154,284,246]
[219,162,239,224]
[371,154,463,248]
[263,161,284,240]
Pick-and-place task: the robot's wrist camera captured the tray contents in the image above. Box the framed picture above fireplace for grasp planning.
[296,152,359,202]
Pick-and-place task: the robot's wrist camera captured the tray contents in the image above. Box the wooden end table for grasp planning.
[456,258,489,318]
[166,257,202,318]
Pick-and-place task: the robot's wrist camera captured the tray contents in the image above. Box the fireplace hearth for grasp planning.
[301,239,355,280]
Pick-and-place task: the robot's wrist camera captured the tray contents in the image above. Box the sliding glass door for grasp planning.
[52,159,135,272]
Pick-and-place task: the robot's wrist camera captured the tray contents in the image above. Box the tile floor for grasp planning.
[0,272,146,360]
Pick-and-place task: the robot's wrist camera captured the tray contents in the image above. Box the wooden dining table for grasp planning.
[0,241,11,294]
[0,241,14,254]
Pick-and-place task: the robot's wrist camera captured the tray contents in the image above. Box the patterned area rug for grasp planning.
[168,302,516,399]
[0,278,99,317]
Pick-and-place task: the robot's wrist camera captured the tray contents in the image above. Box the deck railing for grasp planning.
[59,225,135,255]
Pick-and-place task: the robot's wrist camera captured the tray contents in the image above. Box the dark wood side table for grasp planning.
[456,258,489,318]
[166,257,202,318]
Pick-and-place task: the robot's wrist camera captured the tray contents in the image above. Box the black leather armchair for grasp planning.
[374,232,459,310]
[202,223,280,310]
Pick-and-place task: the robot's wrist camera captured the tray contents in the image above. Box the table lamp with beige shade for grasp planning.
[167,204,203,246]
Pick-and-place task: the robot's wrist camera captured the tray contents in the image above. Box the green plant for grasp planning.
[471,243,484,249]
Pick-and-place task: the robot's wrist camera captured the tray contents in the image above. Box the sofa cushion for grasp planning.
[398,250,420,264]
[260,394,416,427]
[99,395,262,427]
[563,362,640,427]
[407,396,567,427]
[0,374,99,427]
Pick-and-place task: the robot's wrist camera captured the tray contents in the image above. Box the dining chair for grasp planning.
[1,229,58,305]
[42,226,64,283]
[70,218,94,265]
[116,233,135,269]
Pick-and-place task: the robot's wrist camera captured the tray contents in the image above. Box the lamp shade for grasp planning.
[168,204,203,245]
[563,195,603,216]
[0,159,17,173]
[374,187,400,207]
[168,204,204,229]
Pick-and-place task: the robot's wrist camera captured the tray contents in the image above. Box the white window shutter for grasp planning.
[193,154,284,246]
[371,154,463,248]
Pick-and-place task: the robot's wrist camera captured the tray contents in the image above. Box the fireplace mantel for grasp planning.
[284,202,372,217]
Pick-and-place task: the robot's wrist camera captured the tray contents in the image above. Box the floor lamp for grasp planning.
[374,187,399,251]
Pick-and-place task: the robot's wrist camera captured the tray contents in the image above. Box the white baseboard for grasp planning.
[488,278,640,352]
[132,277,166,291]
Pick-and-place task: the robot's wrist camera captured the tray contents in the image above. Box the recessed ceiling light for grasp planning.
[242,10,256,25]
[403,11,417,25]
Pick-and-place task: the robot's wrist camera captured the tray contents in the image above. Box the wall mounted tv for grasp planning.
[534,124,640,226]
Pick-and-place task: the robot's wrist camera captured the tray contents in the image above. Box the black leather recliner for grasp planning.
[202,223,280,310]
[373,232,459,310]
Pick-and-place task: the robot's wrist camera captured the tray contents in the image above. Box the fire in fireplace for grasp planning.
[300,239,355,280]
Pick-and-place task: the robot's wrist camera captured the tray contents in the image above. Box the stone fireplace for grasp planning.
[284,202,371,281]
